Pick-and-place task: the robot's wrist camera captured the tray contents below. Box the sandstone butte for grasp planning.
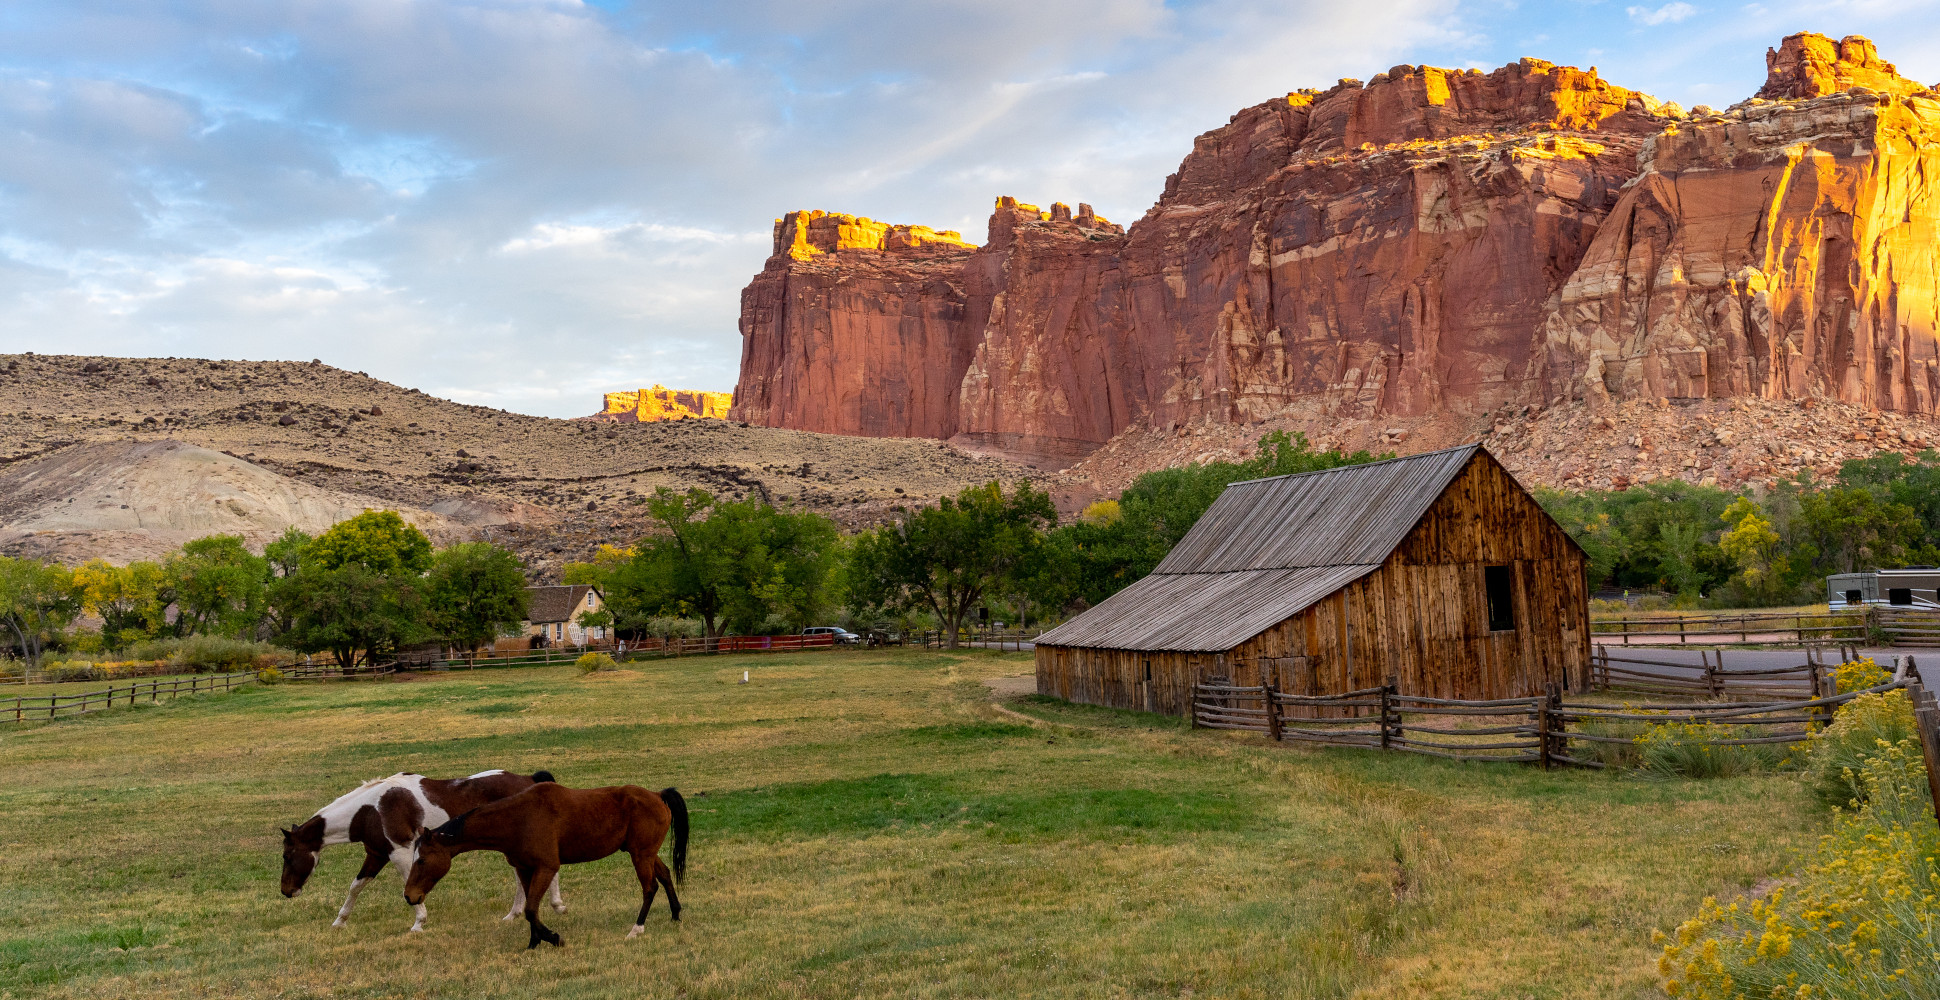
[729,32,1940,469]
[593,385,734,423]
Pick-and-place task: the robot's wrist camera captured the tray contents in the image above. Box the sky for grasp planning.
[1,1,1936,418]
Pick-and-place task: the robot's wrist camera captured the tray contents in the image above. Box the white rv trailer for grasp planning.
[1827,568,1940,610]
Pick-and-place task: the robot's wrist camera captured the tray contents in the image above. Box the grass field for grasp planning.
[0,650,1825,999]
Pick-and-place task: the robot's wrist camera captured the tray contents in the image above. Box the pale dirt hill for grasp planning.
[0,353,1036,576]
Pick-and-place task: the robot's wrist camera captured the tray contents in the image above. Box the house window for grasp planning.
[1484,566,1515,632]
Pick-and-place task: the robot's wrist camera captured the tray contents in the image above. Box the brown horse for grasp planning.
[405,783,687,948]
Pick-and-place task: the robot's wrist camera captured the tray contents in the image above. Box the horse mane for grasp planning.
[433,809,473,840]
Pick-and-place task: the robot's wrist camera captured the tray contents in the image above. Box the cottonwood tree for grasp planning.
[278,565,430,669]
[168,534,270,637]
[0,557,82,661]
[304,510,432,575]
[74,559,172,645]
[606,489,842,638]
[425,542,529,656]
[849,480,1055,649]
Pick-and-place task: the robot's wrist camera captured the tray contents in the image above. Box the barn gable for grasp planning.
[1036,445,1483,653]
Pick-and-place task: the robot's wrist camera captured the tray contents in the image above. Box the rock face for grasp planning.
[732,35,1940,466]
[595,385,734,423]
[1756,33,1926,100]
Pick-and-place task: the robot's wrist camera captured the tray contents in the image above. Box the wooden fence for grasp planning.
[1589,611,1867,645]
[1190,674,1906,769]
[2,670,257,723]
[1588,646,1854,700]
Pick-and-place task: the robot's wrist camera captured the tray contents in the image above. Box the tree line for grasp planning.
[0,511,529,666]
[566,432,1388,647]
[1537,450,1940,606]
[21,426,1885,664]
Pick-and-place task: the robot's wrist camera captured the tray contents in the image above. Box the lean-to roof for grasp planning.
[1035,444,1481,652]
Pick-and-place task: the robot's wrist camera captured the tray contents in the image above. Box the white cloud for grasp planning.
[1627,3,1699,25]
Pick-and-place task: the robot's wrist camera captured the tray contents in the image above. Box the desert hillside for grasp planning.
[0,353,1033,575]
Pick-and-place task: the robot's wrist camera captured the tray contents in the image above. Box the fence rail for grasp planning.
[2,670,257,723]
[1190,668,1907,768]
[1588,646,1848,700]
[1589,611,1867,645]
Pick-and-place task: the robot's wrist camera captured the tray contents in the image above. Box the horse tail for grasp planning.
[530,770,555,784]
[659,788,688,882]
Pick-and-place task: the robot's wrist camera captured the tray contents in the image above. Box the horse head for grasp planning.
[279,818,326,897]
[402,827,456,905]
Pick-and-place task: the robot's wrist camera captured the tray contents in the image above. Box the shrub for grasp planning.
[1808,689,1918,807]
[1635,720,1782,779]
[576,652,618,674]
[1836,655,1894,694]
[1571,713,1654,768]
[1658,741,1939,999]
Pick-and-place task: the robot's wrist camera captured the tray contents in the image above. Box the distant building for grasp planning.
[1034,444,1590,716]
[524,585,607,646]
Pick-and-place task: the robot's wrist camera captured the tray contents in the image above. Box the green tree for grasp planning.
[167,535,269,638]
[609,490,843,638]
[1792,485,1926,576]
[0,557,82,660]
[425,542,529,656]
[264,527,312,578]
[305,511,432,575]
[278,566,429,668]
[849,480,1056,648]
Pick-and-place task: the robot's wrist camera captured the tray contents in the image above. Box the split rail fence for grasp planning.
[1190,671,1911,770]
[2,670,257,723]
[1590,611,1866,645]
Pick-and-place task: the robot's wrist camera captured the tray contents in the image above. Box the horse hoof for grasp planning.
[330,919,347,929]
[625,925,643,940]
[552,904,568,914]
[501,912,519,922]
[406,926,424,934]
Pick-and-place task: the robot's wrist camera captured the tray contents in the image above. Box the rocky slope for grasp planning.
[0,354,1032,573]
[732,32,1940,483]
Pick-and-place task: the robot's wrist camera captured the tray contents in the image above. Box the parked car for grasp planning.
[802,626,862,645]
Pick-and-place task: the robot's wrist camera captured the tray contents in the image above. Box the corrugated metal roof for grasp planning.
[1154,445,1479,574]
[1037,445,1481,652]
[1033,565,1381,652]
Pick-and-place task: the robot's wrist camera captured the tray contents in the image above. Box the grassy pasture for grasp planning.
[0,650,1822,999]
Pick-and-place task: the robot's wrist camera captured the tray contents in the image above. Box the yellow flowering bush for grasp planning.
[1658,742,1940,999]
[1809,691,1919,808]
[1837,657,1894,694]
[575,651,619,674]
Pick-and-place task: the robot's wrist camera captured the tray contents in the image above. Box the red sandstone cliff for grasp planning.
[731,34,1940,467]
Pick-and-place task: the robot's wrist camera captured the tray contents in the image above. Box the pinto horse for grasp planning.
[406,783,688,948]
[280,769,567,932]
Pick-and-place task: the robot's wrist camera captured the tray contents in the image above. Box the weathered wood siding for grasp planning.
[1035,451,1589,716]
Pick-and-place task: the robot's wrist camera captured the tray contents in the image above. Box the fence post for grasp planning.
[1263,684,1282,742]
[1908,679,1940,829]
[1380,678,1395,751]
[1535,687,1552,769]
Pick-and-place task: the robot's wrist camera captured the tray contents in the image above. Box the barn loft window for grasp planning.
[1484,566,1515,632]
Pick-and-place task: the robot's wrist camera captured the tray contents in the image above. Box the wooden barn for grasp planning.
[1034,444,1589,716]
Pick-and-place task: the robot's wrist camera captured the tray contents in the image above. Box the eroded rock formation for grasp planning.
[594,385,734,423]
[732,34,1940,466]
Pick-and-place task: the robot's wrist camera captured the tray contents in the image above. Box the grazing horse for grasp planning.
[406,783,688,948]
[280,769,568,932]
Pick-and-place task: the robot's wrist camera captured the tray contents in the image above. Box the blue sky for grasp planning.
[0,0,1934,417]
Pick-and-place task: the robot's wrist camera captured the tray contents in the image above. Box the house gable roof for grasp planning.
[527,584,596,624]
[1036,445,1482,652]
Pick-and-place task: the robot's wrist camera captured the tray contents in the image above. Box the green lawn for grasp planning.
[0,650,1822,998]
